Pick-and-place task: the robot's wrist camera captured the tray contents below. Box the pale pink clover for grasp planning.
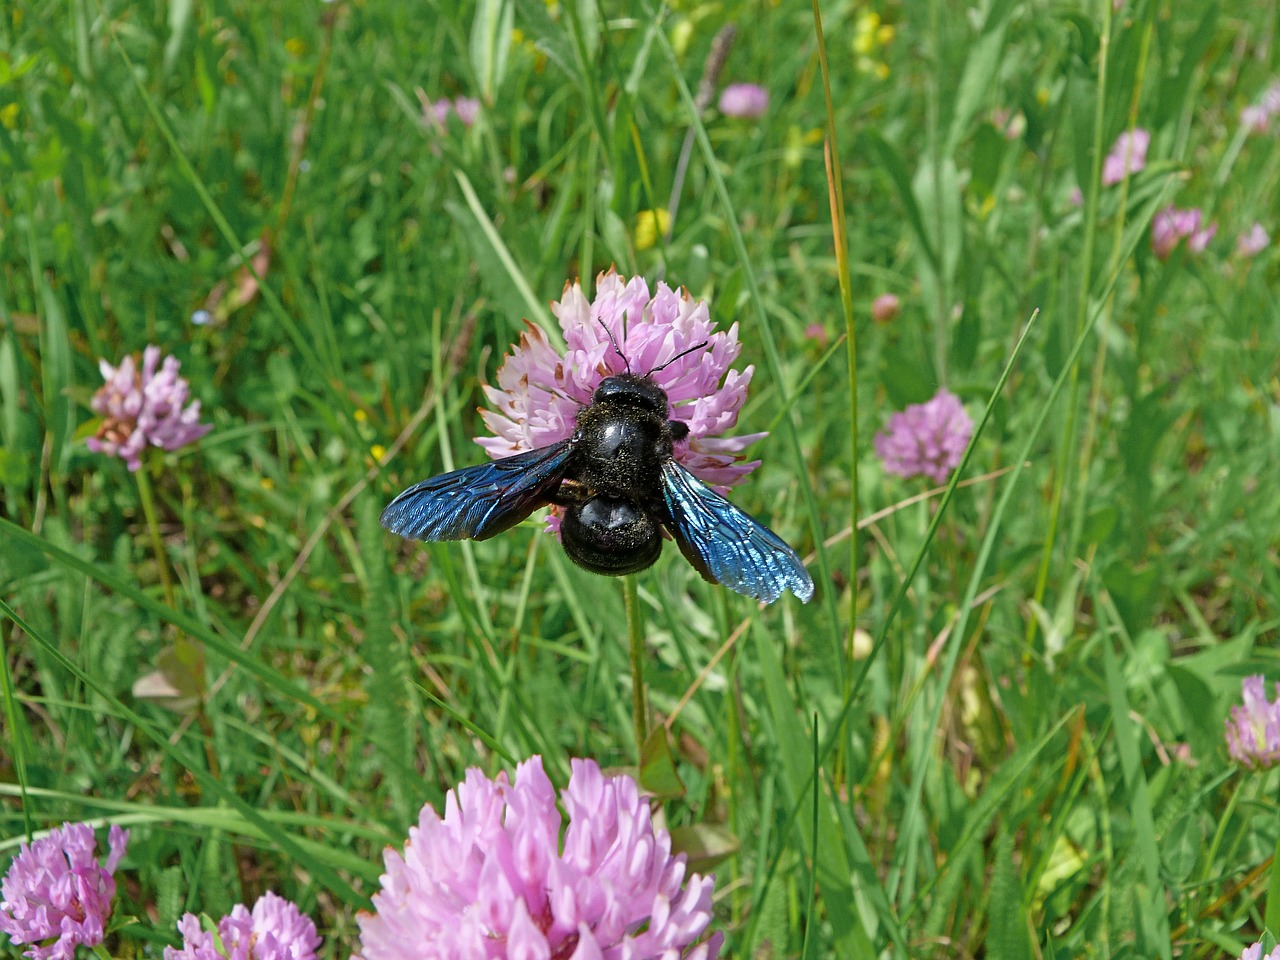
[1101,128,1150,185]
[356,756,722,960]
[1237,223,1270,257]
[163,892,320,960]
[874,388,973,484]
[86,345,212,471]
[718,83,769,119]
[1152,206,1214,261]
[0,823,129,960]
[1225,675,1280,771]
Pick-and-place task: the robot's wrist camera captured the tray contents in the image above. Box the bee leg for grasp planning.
[550,478,593,507]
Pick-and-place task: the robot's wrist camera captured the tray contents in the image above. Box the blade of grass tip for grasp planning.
[1026,0,1115,649]
[453,170,559,345]
[100,12,327,383]
[648,7,841,658]
[414,682,517,767]
[811,0,859,699]
[0,596,367,906]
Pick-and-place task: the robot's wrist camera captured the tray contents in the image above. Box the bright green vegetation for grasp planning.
[2,1,1278,957]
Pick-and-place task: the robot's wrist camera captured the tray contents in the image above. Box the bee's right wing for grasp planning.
[659,460,814,604]
[380,441,574,542]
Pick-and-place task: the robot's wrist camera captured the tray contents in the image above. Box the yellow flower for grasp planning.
[634,209,671,251]
[370,444,387,462]
[284,37,306,58]
[353,408,368,423]
[0,103,18,130]
[853,11,883,56]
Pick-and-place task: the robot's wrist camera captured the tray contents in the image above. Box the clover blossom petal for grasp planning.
[718,83,769,119]
[163,892,320,960]
[476,271,763,531]
[0,822,129,960]
[356,756,722,960]
[874,388,973,484]
[1101,128,1150,185]
[86,345,212,471]
[1152,206,1215,261]
[1225,676,1280,771]
[1237,222,1270,257]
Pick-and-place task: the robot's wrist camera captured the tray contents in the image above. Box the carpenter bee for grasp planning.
[381,343,814,604]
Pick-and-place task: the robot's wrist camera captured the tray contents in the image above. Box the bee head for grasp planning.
[592,374,669,414]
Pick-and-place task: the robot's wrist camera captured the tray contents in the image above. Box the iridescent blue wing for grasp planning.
[381,441,574,542]
[660,460,814,604]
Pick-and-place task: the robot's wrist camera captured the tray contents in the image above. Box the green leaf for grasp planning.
[470,0,514,101]
[638,726,685,800]
[668,823,740,873]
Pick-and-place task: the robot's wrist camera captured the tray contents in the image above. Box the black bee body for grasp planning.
[556,374,687,576]
[381,371,814,603]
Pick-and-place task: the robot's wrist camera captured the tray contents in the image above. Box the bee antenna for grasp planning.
[597,317,631,375]
[650,340,710,375]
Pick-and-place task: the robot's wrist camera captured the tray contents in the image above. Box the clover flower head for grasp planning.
[1152,206,1215,261]
[86,345,212,471]
[718,83,769,119]
[874,388,973,484]
[477,270,764,532]
[452,97,481,128]
[1237,222,1271,257]
[1101,128,1150,185]
[163,892,320,960]
[356,756,722,960]
[871,293,901,324]
[425,96,480,129]
[1225,675,1280,770]
[0,823,129,960]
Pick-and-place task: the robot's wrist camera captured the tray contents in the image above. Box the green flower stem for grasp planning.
[1266,791,1280,935]
[134,461,175,609]
[92,943,114,960]
[624,575,647,759]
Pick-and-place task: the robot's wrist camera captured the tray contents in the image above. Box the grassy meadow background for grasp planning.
[2,0,1279,956]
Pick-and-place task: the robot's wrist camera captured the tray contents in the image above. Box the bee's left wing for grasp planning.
[659,460,814,604]
[381,441,574,542]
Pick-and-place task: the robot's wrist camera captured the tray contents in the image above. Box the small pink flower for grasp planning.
[803,323,828,345]
[1068,186,1084,207]
[0,823,129,960]
[1237,222,1270,257]
[1241,105,1270,134]
[85,345,212,471]
[163,892,320,960]
[1101,128,1150,185]
[874,388,973,484]
[1241,942,1280,960]
[871,293,901,324]
[718,83,769,119]
[356,756,722,960]
[1151,206,1214,260]
[452,97,481,128]
[477,270,764,532]
[1226,676,1280,771]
